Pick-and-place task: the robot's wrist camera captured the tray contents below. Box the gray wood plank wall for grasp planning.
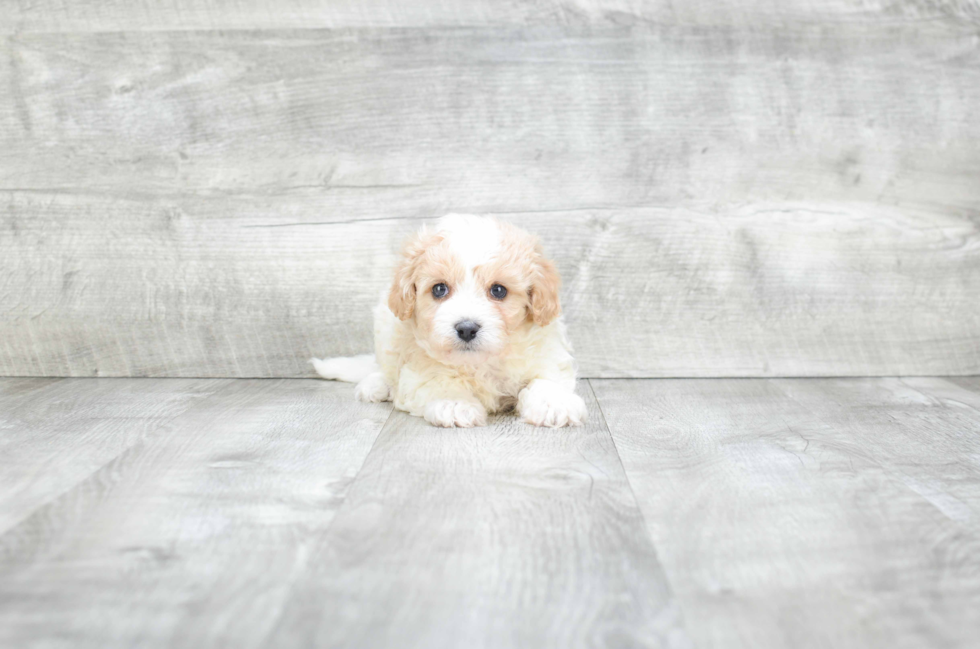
[2,3,979,378]
[5,1,980,32]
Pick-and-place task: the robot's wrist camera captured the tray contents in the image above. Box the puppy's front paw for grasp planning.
[518,382,588,428]
[354,372,392,403]
[424,400,487,428]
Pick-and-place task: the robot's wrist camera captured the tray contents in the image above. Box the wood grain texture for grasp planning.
[266,382,688,649]
[3,376,980,646]
[2,23,979,377]
[591,377,980,649]
[0,377,226,534]
[3,199,978,377]
[4,0,979,33]
[4,26,979,207]
[0,379,392,649]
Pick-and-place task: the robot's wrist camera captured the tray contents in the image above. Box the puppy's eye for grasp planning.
[432,283,449,299]
[489,284,508,300]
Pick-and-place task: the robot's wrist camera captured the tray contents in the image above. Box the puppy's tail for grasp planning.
[310,354,378,383]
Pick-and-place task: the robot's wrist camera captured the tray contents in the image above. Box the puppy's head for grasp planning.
[388,214,561,366]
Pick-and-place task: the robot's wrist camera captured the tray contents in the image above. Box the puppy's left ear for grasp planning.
[529,247,562,326]
[388,227,441,321]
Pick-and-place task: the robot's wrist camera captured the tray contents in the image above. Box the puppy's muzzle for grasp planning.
[454,320,481,342]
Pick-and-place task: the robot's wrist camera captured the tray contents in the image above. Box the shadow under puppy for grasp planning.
[313,214,586,428]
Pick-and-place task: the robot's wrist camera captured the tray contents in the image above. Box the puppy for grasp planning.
[312,214,587,428]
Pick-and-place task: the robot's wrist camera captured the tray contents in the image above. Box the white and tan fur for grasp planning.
[312,214,586,428]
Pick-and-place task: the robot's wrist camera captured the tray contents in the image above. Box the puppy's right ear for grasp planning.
[529,248,562,326]
[387,228,438,321]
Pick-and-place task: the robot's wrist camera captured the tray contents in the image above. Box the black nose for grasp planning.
[455,320,481,342]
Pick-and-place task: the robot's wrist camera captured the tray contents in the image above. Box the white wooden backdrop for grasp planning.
[2,2,979,378]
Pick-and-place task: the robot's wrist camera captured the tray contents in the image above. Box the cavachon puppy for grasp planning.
[312,214,587,428]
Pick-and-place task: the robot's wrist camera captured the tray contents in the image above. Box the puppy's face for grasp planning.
[388,215,561,366]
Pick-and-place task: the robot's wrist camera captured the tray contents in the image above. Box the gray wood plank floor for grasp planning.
[1,376,978,648]
[0,378,228,535]
[0,379,392,649]
[267,383,684,649]
[591,377,980,649]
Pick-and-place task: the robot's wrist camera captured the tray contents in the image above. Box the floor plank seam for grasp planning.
[585,378,660,550]
[313,399,397,543]
[0,379,230,540]
[0,379,235,542]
